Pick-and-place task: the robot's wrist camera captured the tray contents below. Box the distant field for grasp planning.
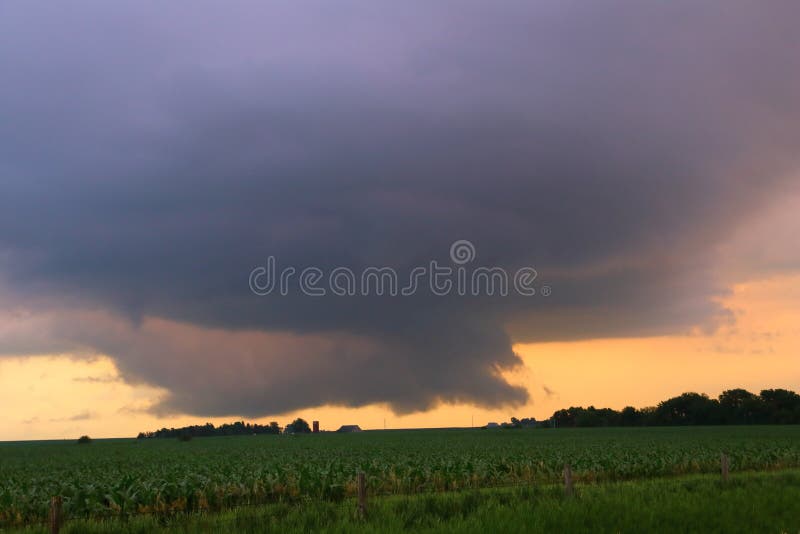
[1,426,799,528]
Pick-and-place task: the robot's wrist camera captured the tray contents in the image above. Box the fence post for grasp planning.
[49,496,62,534]
[563,463,574,496]
[357,471,367,517]
[721,453,730,483]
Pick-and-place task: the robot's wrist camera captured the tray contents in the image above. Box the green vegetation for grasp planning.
[7,470,800,533]
[137,421,283,439]
[283,418,312,434]
[549,388,800,427]
[1,426,799,529]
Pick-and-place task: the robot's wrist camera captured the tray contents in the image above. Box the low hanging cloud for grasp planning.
[0,307,527,415]
[73,374,121,384]
[1,1,799,416]
[49,411,95,423]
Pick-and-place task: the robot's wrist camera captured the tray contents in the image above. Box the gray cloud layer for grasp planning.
[1,1,799,416]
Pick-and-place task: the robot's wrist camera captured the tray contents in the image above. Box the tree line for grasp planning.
[543,388,800,428]
[136,418,314,439]
[137,388,800,438]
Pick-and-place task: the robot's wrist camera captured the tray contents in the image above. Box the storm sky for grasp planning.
[1,1,799,419]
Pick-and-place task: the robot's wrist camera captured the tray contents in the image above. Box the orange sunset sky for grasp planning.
[3,273,799,440]
[5,203,799,440]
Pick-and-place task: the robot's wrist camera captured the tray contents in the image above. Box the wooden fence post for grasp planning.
[357,471,367,517]
[563,463,574,496]
[721,453,730,483]
[49,496,62,534]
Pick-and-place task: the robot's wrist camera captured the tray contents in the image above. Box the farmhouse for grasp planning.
[336,425,363,433]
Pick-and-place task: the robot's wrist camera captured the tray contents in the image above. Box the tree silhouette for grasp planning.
[285,418,311,434]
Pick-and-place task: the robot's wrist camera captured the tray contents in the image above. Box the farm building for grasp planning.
[485,422,500,429]
[336,425,362,433]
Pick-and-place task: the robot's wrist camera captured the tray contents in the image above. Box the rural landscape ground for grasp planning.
[2,426,799,532]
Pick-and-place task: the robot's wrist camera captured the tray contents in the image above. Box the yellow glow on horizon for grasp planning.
[1,273,799,441]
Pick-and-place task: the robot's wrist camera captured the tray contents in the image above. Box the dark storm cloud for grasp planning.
[1,1,799,416]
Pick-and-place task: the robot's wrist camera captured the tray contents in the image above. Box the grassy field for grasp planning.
[1,426,799,531]
[6,470,800,533]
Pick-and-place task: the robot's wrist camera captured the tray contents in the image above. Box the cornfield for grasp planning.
[1,426,799,526]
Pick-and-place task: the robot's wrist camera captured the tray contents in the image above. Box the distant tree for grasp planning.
[285,418,311,434]
[539,391,800,428]
[654,393,721,425]
[759,389,800,424]
[719,389,762,424]
[549,406,621,427]
[639,406,658,426]
[620,406,642,426]
[498,417,536,429]
[579,406,621,427]
[137,420,285,439]
[77,435,92,444]
[552,408,577,427]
